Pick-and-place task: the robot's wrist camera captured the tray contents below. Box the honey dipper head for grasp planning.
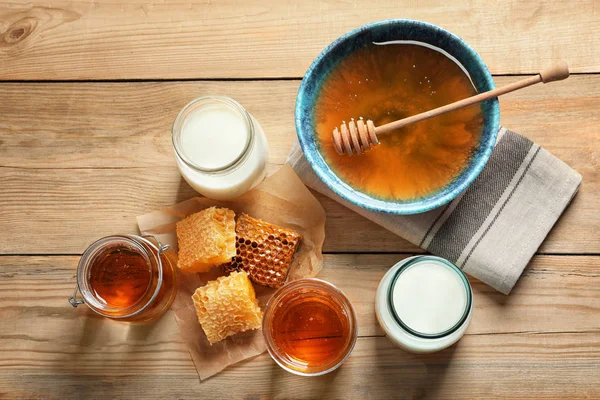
[332,118,378,155]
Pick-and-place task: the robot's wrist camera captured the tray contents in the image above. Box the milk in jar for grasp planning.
[375,255,473,353]
[172,96,269,200]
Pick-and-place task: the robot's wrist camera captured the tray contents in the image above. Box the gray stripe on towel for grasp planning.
[460,145,541,268]
[419,127,508,247]
[425,130,534,263]
[455,142,541,267]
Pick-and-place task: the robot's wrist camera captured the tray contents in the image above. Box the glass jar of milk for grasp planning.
[172,96,269,200]
[375,256,473,353]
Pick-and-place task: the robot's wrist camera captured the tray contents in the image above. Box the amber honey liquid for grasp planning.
[86,241,178,322]
[89,246,152,309]
[270,288,352,369]
[315,42,484,200]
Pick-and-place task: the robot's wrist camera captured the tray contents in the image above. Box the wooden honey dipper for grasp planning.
[332,61,570,155]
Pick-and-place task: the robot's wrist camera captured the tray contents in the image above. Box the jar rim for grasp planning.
[387,255,472,339]
[172,95,255,173]
[262,278,358,376]
[76,235,164,319]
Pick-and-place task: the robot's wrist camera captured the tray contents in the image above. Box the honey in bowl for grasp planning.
[263,279,358,376]
[315,41,484,200]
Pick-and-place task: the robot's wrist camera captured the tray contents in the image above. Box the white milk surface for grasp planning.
[181,104,248,170]
[391,260,467,335]
[175,100,268,200]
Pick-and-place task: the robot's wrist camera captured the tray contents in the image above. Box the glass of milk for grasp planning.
[375,256,473,353]
[172,96,269,200]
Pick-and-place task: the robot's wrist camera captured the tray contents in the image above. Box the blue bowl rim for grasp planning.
[295,19,500,215]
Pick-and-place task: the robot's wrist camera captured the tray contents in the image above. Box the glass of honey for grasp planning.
[262,278,358,376]
[69,235,178,323]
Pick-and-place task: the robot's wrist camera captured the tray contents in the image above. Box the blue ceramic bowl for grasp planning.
[295,20,500,214]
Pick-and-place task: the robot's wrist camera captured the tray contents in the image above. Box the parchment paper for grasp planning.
[137,164,326,380]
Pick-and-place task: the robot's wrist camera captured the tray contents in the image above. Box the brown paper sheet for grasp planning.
[136,164,326,380]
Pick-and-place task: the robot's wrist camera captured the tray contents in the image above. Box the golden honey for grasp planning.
[71,235,178,323]
[271,292,349,366]
[88,246,152,309]
[263,279,357,375]
[315,42,484,200]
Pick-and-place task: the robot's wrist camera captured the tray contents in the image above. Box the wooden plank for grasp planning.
[0,1,598,80]
[0,255,598,338]
[0,77,598,254]
[2,77,596,169]
[1,334,599,399]
[0,254,598,399]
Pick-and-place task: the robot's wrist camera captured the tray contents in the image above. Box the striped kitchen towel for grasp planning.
[287,127,582,294]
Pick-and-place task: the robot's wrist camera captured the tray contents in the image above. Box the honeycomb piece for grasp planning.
[224,213,301,288]
[192,271,262,345]
[176,207,236,273]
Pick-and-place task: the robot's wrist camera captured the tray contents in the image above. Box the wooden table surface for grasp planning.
[1,1,599,399]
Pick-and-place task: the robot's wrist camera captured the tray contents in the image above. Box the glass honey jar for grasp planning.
[262,278,358,376]
[69,235,178,323]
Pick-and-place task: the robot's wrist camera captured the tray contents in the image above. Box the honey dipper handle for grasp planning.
[375,61,570,136]
[540,61,570,83]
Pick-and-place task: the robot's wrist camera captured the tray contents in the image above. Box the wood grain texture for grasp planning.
[1,1,599,80]
[0,2,598,398]
[0,254,598,399]
[0,77,598,254]
[1,254,598,337]
[1,333,599,400]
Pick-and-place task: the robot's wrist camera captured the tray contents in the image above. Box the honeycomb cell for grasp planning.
[222,213,301,288]
[176,207,236,273]
[191,271,262,345]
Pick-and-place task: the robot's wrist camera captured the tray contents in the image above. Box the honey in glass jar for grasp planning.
[69,235,178,323]
[262,279,358,376]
